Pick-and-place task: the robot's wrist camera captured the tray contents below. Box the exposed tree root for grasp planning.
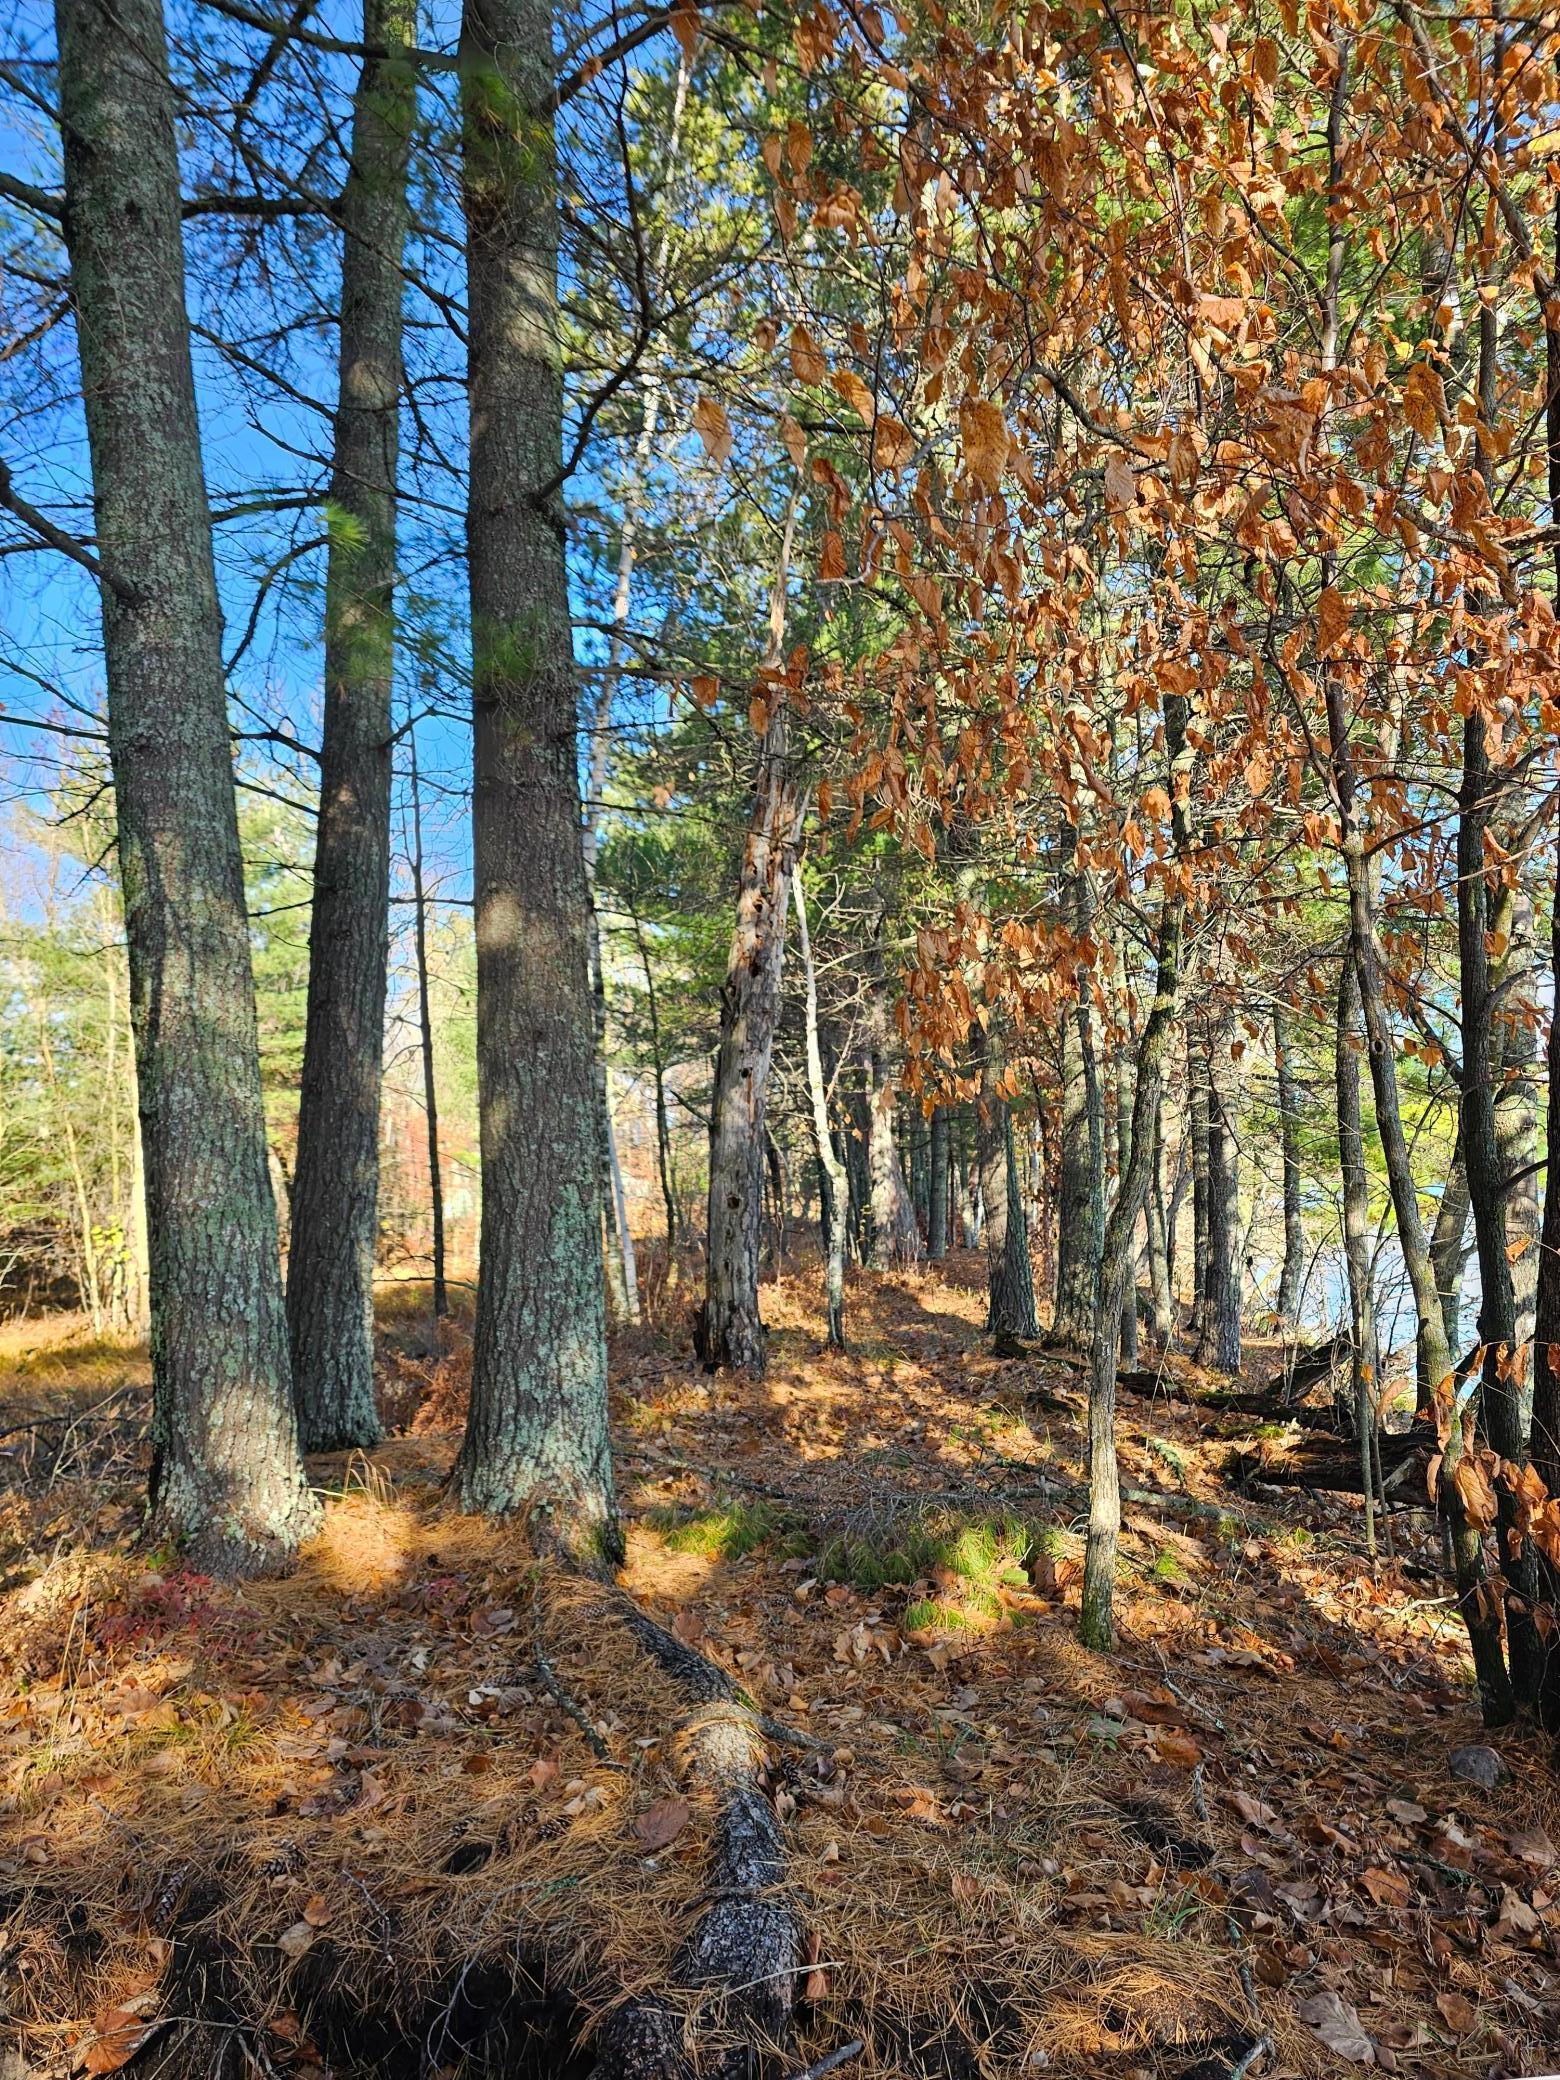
[584,1592,804,2080]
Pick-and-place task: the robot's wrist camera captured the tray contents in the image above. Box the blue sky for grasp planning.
[0,0,695,921]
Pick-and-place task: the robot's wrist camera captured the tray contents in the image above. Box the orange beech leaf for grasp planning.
[692,395,732,468]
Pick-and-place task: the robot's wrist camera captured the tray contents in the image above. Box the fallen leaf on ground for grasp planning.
[1434,1990,1476,2034]
[82,1994,160,2076]
[634,1796,691,1851]
[1297,1987,1374,2062]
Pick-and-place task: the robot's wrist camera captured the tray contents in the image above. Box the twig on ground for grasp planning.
[1224,1913,1262,2027]
[0,1383,139,1447]
[1190,1762,1210,1826]
[533,1645,616,1763]
[1228,2036,1272,2080]
[785,2037,865,2080]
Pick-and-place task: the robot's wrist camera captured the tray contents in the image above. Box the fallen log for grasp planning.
[1116,1365,1196,1404]
[1227,1425,1434,1498]
[1282,1333,1350,1401]
[575,1591,804,2080]
[1201,1388,1341,1431]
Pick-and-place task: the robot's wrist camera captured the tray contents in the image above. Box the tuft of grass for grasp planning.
[1150,1546,1186,1585]
[644,1499,797,1561]
[903,1596,980,1634]
[1146,1886,1208,1938]
[820,1508,1038,1596]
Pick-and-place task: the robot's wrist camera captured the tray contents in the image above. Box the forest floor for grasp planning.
[1,1257,1558,2080]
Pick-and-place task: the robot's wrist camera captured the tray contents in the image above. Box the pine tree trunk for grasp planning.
[928,1105,950,1260]
[1273,1003,1305,1331]
[792,864,847,1348]
[453,0,616,1556]
[586,769,637,1328]
[844,1090,871,1261]
[56,0,317,1574]
[956,1115,981,1245]
[288,0,415,1451]
[909,1116,930,1240]
[602,1069,640,1320]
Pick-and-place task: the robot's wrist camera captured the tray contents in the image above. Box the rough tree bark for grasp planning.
[698,498,802,1373]
[792,862,848,1348]
[56,0,317,1574]
[287,0,416,1451]
[957,1114,982,1246]
[1081,692,1189,1650]
[1457,194,1543,1699]
[452,0,617,1555]
[908,1114,930,1237]
[1273,1002,1305,1331]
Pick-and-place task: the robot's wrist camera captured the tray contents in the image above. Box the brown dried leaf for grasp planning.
[959,397,1008,489]
[1296,1988,1373,2061]
[789,324,827,386]
[692,395,733,468]
[1434,1990,1476,2034]
[633,1796,692,1852]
